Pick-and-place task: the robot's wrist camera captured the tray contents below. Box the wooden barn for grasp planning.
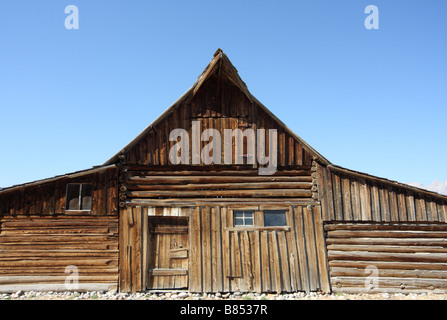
[1,49,447,294]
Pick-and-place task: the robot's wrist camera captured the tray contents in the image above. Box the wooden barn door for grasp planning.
[146,216,189,289]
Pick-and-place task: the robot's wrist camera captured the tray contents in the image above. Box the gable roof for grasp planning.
[103,49,331,166]
[2,50,445,202]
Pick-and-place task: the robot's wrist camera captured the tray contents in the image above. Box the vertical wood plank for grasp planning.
[303,149,312,166]
[430,200,439,222]
[371,184,381,222]
[189,207,202,292]
[303,206,318,291]
[418,198,427,222]
[341,177,353,221]
[286,206,300,292]
[278,231,291,292]
[129,207,141,292]
[351,180,360,221]
[333,173,343,221]
[215,206,223,292]
[294,206,309,292]
[363,182,372,221]
[389,189,399,222]
[425,199,433,221]
[442,201,447,223]
[231,231,242,278]
[406,193,417,222]
[279,130,285,167]
[240,231,253,292]
[271,231,282,293]
[210,206,218,292]
[254,230,262,293]
[397,192,408,222]
[141,207,148,290]
[221,207,230,292]
[313,206,331,293]
[325,168,336,221]
[134,206,142,291]
[287,136,294,166]
[230,230,241,290]
[201,206,211,292]
[295,142,303,166]
[119,206,130,292]
[379,187,390,222]
[261,231,271,292]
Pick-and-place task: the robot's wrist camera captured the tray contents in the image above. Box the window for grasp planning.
[66,183,92,211]
[263,210,287,227]
[234,210,254,226]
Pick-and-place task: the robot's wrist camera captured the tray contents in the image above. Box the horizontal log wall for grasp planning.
[317,164,447,223]
[125,74,314,168]
[0,166,118,216]
[0,215,118,292]
[121,165,315,204]
[325,222,447,294]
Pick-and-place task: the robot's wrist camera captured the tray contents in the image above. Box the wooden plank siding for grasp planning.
[191,204,330,293]
[316,163,447,294]
[0,166,119,292]
[316,164,447,223]
[0,166,118,216]
[0,215,118,292]
[121,203,331,294]
[326,222,447,294]
[121,74,315,169]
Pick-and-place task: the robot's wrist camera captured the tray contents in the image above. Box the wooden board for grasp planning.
[186,204,329,294]
[316,166,447,223]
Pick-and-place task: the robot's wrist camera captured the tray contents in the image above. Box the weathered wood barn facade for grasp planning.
[1,49,447,294]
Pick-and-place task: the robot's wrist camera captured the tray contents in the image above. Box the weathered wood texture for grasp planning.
[316,164,447,223]
[325,222,447,294]
[121,204,329,293]
[119,206,143,292]
[0,166,118,216]
[189,204,330,293]
[0,215,118,291]
[146,215,189,290]
[122,74,315,168]
[119,204,330,293]
[121,166,315,205]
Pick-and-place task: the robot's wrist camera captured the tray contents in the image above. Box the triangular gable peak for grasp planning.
[105,49,330,172]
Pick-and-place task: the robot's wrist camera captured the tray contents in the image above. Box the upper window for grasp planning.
[234,210,254,226]
[66,183,92,211]
[263,210,287,227]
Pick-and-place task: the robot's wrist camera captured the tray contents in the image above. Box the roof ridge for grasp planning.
[103,49,331,166]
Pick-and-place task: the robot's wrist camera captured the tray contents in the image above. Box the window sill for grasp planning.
[224,226,290,232]
[65,210,92,215]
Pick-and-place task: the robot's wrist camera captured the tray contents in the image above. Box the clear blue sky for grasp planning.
[0,0,446,189]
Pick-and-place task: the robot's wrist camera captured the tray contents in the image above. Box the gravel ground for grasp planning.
[1,290,447,300]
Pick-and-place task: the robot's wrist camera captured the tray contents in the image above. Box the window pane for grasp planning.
[234,212,244,219]
[234,210,254,226]
[264,210,287,226]
[234,218,244,226]
[244,218,254,226]
[81,184,92,210]
[66,184,80,210]
[81,195,92,210]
